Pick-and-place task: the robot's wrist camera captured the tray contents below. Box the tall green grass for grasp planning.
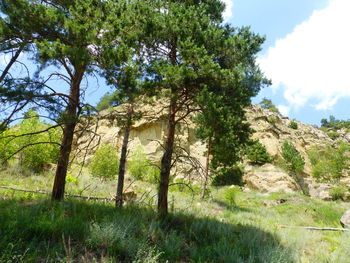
[0,196,296,262]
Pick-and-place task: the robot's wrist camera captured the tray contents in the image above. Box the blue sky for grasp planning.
[224,0,350,125]
[1,0,349,126]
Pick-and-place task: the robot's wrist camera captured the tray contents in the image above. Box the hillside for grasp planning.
[74,102,350,201]
[1,102,350,262]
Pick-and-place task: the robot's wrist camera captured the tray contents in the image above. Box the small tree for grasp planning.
[127,146,160,183]
[245,139,272,165]
[0,110,61,171]
[281,141,307,193]
[90,144,119,180]
[281,141,305,175]
[308,142,350,182]
[127,146,149,180]
[17,111,61,172]
[259,98,279,113]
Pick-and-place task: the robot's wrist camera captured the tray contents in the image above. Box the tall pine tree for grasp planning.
[142,0,269,214]
[1,0,135,200]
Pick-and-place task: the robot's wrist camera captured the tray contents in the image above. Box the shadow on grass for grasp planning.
[212,198,253,213]
[0,197,297,263]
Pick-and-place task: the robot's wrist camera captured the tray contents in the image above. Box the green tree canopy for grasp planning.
[139,0,270,213]
[259,98,279,113]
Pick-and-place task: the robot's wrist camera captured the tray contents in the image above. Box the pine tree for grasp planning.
[1,0,135,200]
[142,0,270,214]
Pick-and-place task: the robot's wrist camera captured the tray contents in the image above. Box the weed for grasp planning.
[330,184,348,200]
[224,187,238,206]
[289,120,298,130]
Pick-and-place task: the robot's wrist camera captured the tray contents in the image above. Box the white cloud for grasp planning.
[258,0,350,111]
[222,0,233,21]
[277,104,290,116]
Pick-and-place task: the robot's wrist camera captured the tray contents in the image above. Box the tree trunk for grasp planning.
[158,98,177,215]
[201,139,211,199]
[116,104,133,208]
[51,68,84,201]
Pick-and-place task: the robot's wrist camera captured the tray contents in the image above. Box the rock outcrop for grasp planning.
[243,164,300,193]
[340,209,350,228]
[75,102,350,196]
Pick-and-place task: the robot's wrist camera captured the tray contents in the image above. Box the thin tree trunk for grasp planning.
[0,46,24,83]
[201,139,211,199]
[158,98,176,215]
[116,104,133,208]
[51,68,84,201]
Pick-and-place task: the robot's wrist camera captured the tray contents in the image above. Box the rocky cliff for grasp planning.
[75,102,350,198]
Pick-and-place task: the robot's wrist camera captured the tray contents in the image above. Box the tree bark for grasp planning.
[51,67,84,201]
[116,104,133,208]
[201,139,211,199]
[158,98,177,215]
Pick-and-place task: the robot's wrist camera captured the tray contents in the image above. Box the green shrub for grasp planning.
[0,128,17,165]
[330,184,348,200]
[281,141,305,175]
[224,187,238,206]
[16,110,61,172]
[289,120,298,130]
[259,98,280,113]
[65,173,79,184]
[212,166,243,186]
[267,117,277,125]
[90,144,119,180]
[327,131,340,140]
[311,160,336,181]
[246,139,272,165]
[308,142,350,181]
[127,146,159,183]
[146,165,161,184]
[128,146,149,180]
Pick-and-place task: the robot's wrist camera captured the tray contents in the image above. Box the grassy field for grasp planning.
[0,166,350,262]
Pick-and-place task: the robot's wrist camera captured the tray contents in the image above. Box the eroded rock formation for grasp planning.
[75,103,350,197]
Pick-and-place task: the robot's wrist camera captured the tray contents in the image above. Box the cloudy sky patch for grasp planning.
[222,0,234,21]
[258,0,350,111]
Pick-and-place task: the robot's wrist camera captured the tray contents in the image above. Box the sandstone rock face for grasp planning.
[340,209,350,228]
[75,101,208,181]
[75,103,347,195]
[245,105,333,175]
[243,164,300,193]
[308,183,333,200]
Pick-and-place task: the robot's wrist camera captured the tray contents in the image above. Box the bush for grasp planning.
[212,166,243,186]
[16,110,61,172]
[246,139,272,165]
[0,128,17,165]
[127,146,159,183]
[224,187,238,206]
[66,173,79,184]
[90,144,119,180]
[308,142,350,181]
[267,117,277,125]
[330,184,348,200]
[327,131,340,140]
[281,141,304,175]
[289,120,298,130]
